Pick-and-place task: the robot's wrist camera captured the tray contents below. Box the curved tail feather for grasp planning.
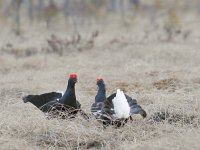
[130,104,147,118]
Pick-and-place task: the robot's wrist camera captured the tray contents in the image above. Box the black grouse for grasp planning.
[23,74,87,119]
[91,78,106,115]
[91,78,147,127]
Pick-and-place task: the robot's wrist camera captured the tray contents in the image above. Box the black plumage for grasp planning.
[91,78,147,127]
[106,93,147,118]
[23,74,88,119]
[91,78,106,114]
[23,92,62,110]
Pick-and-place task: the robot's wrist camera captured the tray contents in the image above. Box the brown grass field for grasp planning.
[0,7,200,149]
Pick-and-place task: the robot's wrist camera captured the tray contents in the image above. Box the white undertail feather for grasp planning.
[57,91,64,96]
[112,89,130,119]
[56,91,64,101]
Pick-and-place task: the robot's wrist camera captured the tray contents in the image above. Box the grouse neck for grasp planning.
[98,83,105,93]
[67,78,76,88]
[63,87,76,99]
[60,82,77,106]
[95,83,106,103]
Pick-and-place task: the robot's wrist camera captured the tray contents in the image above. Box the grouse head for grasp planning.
[68,74,78,87]
[96,78,105,87]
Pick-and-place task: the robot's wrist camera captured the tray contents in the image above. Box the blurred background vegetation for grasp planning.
[0,0,199,34]
[0,0,199,57]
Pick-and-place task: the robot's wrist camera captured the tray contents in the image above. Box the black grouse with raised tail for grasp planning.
[91,78,147,127]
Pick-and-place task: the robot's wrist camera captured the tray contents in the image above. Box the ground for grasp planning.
[0,14,200,150]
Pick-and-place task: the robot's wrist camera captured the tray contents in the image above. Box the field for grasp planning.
[0,2,200,149]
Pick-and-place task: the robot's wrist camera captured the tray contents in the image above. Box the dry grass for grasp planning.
[0,12,200,150]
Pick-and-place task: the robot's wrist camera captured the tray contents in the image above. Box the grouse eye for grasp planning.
[74,78,78,82]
